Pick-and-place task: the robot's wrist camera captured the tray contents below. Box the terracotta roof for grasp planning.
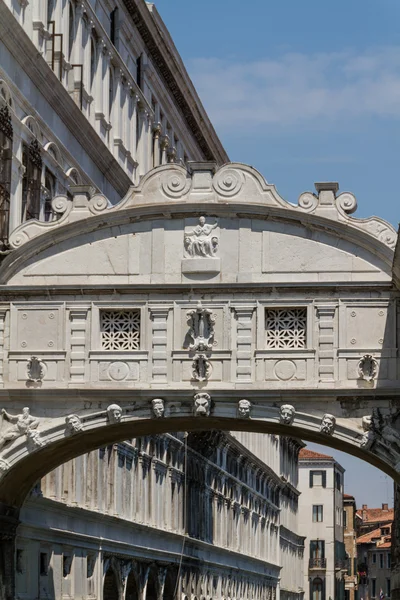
[299,448,333,460]
[357,524,392,545]
[378,542,392,549]
[356,507,394,523]
[344,494,355,499]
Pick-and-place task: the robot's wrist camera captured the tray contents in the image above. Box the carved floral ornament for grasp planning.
[358,354,378,382]
[26,356,45,382]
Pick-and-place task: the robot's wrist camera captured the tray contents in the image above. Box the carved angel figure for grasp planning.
[0,407,39,451]
[184,216,218,258]
[194,392,211,417]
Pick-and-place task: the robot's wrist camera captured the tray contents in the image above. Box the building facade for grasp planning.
[357,506,393,600]
[298,449,347,600]
[343,494,358,600]
[15,432,305,600]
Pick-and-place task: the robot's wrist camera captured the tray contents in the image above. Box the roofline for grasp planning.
[122,0,229,164]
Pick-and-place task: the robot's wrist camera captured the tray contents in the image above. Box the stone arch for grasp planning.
[44,141,63,167]
[104,566,119,600]
[146,566,158,600]
[0,79,13,108]
[163,567,178,600]
[21,115,42,141]
[126,570,139,600]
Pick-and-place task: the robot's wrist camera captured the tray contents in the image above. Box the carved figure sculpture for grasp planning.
[65,414,83,434]
[107,404,122,424]
[358,354,378,382]
[194,392,211,417]
[187,301,216,352]
[26,428,45,450]
[320,413,336,435]
[279,404,296,425]
[192,354,212,382]
[238,399,252,419]
[26,356,45,382]
[360,415,375,449]
[184,216,218,258]
[151,398,165,418]
[0,407,39,451]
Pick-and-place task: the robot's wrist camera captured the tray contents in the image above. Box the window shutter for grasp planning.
[322,471,326,488]
[310,471,313,488]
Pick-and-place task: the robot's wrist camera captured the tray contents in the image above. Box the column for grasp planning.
[0,507,19,600]
[316,304,337,383]
[234,307,254,381]
[69,307,88,382]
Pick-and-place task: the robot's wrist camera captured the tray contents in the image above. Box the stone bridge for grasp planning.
[0,162,399,599]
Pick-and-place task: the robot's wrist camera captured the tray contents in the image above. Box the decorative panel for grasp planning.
[100,310,140,350]
[265,309,307,349]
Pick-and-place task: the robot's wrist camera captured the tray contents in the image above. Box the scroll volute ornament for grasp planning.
[187,301,216,352]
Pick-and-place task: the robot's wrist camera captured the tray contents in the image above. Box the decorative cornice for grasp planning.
[121,0,228,164]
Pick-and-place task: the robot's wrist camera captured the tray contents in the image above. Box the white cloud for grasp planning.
[187,48,400,131]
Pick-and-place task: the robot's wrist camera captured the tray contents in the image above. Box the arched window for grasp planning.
[103,567,118,600]
[21,139,42,222]
[125,571,138,600]
[0,101,13,248]
[90,37,96,90]
[312,578,324,600]
[47,0,54,25]
[68,2,75,61]
[43,168,56,222]
[108,68,114,119]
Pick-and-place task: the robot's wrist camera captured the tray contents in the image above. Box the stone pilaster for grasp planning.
[0,309,7,385]
[234,307,254,381]
[149,306,170,382]
[316,304,337,383]
[69,307,88,382]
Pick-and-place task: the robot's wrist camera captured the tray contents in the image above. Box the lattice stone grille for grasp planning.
[100,310,140,350]
[265,308,307,349]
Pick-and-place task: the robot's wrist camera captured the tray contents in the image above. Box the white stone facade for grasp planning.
[298,450,347,600]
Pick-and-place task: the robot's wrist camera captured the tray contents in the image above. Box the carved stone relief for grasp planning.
[358,354,378,382]
[238,399,251,419]
[320,414,336,435]
[26,356,45,382]
[65,414,83,435]
[192,354,212,382]
[184,217,218,258]
[151,398,165,418]
[187,302,216,352]
[279,404,296,425]
[107,404,122,424]
[0,407,40,451]
[194,392,211,417]
[26,428,45,450]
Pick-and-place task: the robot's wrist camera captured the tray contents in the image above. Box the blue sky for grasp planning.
[154,0,399,507]
[154,0,400,229]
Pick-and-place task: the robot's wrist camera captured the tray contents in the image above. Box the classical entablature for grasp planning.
[0,162,399,515]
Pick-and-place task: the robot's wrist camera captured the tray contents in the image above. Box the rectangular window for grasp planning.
[22,140,42,222]
[310,470,326,488]
[372,579,376,598]
[336,472,341,490]
[343,509,347,528]
[0,104,13,249]
[373,553,377,564]
[265,308,307,349]
[100,310,140,350]
[380,554,384,569]
[39,552,48,576]
[313,505,323,522]
[310,540,325,560]
[388,554,391,569]
[387,578,391,597]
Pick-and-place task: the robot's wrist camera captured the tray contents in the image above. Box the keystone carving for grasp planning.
[194,392,211,417]
[26,356,45,382]
[320,413,336,435]
[192,354,212,382]
[279,404,296,425]
[187,301,216,352]
[238,399,252,419]
[184,216,218,258]
[65,414,83,435]
[107,404,122,424]
[151,398,165,418]
[0,407,40,451]
[357,354,378,382]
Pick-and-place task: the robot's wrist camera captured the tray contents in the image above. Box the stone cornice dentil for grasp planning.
[3,162,396,282]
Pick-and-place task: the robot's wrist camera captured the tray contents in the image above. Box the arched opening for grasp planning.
[103,567,119,600]
[163,567,178,600]
[311,577,324,600]
[146,569,158,600]
[126,571,139,600]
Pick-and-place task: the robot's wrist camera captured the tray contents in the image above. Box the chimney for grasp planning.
[382,503,388,511]
[362,504,368,509]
